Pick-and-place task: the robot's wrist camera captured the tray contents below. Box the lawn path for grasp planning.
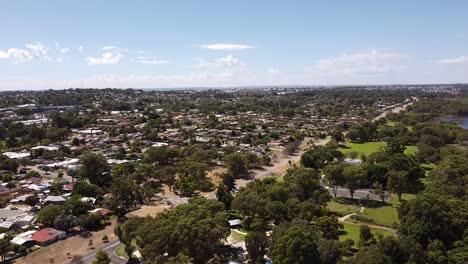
[338,206,397,235]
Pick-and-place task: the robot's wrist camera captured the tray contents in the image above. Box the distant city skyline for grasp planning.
[1,0,468,90]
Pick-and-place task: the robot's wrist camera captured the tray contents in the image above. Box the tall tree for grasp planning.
[245,231,268,264]
[343,166,366,200]
[323,163,347,198]
[79,152,110,187]
[224,153,248,178]
[270,226,321,264]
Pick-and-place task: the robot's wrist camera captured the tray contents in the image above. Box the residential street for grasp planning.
[79,240,125,264]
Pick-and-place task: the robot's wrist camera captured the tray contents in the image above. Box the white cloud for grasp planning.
[201,43,254,50]
[215,54,239,67]
[136,56,169,64]
[0,48,33,62]
[86,52,122,65]
[59,48,70,54]
[26,43,48,57]
[434,56,468,64]
[267,68,281,74]
[0,42,49,63]
[315,50,408,76]
[101,46,118,51]
[194,54,241,68]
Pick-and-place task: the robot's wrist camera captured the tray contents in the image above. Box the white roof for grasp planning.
[78,129,103,134]
[43,196,66,202]
[11,236,32,245]
[31,146,59,151]
[2,152,30,159]
[81,197,96,204]
[107,159,129,164]
[46,158,79,168]
[27,184,48,191]
[228,219,242,226]
[152,142,169,147]
[0,220,15,229]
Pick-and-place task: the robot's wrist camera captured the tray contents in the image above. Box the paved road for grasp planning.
[78,239,126,264]
[325,186,389,201]
[373,97,417,122]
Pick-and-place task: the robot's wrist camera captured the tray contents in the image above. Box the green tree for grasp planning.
[92,250,110,264]
[54,214,76,232]
[245,231,268,264]
[110,177,142,217]
[343,166,366,200]
[316,216,343,240]
[270,226,320,264]
[330,130,345,143]
[386,170,408,201]
[323,163,347,198]
[399,192,467,248]
[79,152,110,187]
[137,198,229,263]
[115,217,143,261]
[142,146,178,166]
[224,153,248,178]
[25,194,40,207]
[37,205,63,227]
[216,183,233,210]
[0,234,12,263]
[284,166,328,203]
[64,195,90,216]
[358,225,374,247]
[73,181,100,197]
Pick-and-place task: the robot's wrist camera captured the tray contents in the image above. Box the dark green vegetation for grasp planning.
[114,198,229,264]
[1,87,467,263]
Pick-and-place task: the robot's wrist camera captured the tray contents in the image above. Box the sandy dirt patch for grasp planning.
[14,221,118,264]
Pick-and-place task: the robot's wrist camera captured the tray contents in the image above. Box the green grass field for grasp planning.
[327,201,361,216]
[384,120,397,127]
[115,240,138,259]
[339,222,394,245]
[340,141,418,158]
[356,193,416,227]
[230,230,246,242]
[115,244,129,259]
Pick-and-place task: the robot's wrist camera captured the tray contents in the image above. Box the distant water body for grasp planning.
[439,116,468,129]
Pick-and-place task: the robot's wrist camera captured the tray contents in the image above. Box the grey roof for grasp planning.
[0,209,26,219]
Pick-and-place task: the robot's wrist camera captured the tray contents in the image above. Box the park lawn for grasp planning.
[340,141,418,158]
[115,240,138,259]
[340,141,387,157]
[357,194,416,227]
[339,222,394,246]
[327,201,361,215]
[230,230,246,242]
[264,175,284,183]
[115,244,128,259]
[404,145,418,155]
[384,120,397,127]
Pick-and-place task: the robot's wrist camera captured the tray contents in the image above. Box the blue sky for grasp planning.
[1,0,468,90]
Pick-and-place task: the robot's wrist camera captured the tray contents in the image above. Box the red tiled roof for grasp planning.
[31,228,59,242]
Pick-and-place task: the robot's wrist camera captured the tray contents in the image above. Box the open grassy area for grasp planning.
[340,141,387,157]
[327,201,361,216]
[230,230,246,242]
[115,239,138,259]
[404,145,418,155]
[340,141,418,158]
[115,244,128,259]
[356,193,416,227]
[384,120,397,127]
[339,222,394,245]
